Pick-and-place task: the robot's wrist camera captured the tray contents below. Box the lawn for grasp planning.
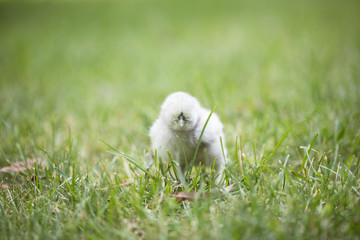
[0,0,360,239]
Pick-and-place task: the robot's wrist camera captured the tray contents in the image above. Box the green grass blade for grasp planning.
[263,120,305,164]
[345,136,360,164]
[185,106,216,179]
[99,138,154,179]
[167,151,188,190]
[300,133,319,173]
[176,135,188,170]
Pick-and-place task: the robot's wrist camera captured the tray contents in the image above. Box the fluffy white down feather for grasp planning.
[149,92,227,178]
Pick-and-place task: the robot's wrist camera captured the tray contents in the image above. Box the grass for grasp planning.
[0,0,360,239]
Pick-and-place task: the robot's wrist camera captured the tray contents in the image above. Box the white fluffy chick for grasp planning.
[149,92,227,180]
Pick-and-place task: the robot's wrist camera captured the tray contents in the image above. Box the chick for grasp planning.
[149,92,227,181]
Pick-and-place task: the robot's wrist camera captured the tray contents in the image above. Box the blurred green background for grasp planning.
[1,1,360,239]
[0,0,359,165]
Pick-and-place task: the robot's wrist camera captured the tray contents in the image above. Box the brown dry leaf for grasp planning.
[1,183,9,190]
[169,191,210,202]
[169,183,239,202]
[0,158,44,174]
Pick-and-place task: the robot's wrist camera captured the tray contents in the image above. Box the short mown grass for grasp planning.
[1,0,359,239]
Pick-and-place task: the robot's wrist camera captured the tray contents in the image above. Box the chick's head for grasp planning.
[160,92,201,131]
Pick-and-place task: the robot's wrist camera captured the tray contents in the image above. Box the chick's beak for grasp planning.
[178,113,185,127]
